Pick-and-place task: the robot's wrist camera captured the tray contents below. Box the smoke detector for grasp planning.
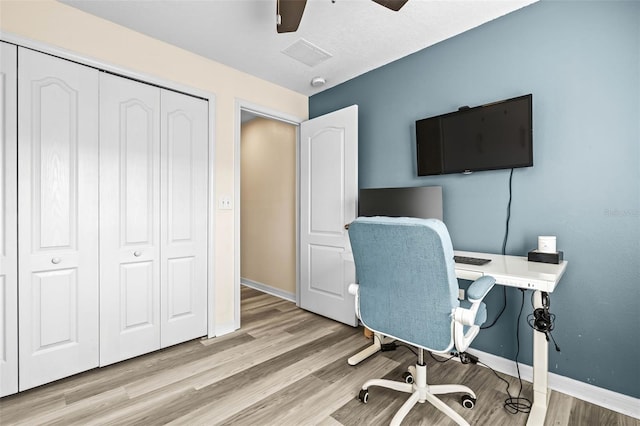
[310,77,326,87]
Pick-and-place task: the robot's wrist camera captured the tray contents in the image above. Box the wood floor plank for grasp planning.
[17,387,129,426]
[1,287,637,426]
[140,327,362,424]
[64,333,255,405]
[220,354,400,425]
[0,390,65,424]
[546,391,574,425]
[125,324,337,399]
[168,331,368,424]
[242,308,320,338]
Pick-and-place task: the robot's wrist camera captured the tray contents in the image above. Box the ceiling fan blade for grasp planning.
[372,0,408,12]
[277,0,307,33]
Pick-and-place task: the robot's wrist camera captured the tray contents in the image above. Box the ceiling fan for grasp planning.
[277,0,409,33]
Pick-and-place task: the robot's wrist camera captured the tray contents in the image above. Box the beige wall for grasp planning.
[241,118,296,295]
[0,0,308,330]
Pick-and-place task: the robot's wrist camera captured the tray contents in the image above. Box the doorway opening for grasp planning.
[235,103,302,329]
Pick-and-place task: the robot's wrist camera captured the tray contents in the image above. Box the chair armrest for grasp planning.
[453,275,495,352]
[466,276,496,302]
[454,275,495,327]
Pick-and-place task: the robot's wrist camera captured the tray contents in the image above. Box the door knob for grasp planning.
[51,257,61,264]
[134,251,142,257]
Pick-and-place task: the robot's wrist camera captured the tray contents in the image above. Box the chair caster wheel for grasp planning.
[358,389,369,404]
[402,372,414,384]
[461,395,476,409]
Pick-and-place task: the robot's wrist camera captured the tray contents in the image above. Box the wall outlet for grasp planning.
[219,196,232,210]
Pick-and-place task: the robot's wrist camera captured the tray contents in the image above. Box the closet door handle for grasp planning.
[51,257,62,264]
[133,251,142,257]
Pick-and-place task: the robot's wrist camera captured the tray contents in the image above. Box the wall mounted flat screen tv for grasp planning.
[416,94,533,176]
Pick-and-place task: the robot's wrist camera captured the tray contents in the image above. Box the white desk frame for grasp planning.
[347,250,568,426]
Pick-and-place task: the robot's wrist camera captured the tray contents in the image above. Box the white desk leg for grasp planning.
[527,290,550,426]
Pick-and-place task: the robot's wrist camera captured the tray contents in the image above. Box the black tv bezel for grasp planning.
[416,94,533,176]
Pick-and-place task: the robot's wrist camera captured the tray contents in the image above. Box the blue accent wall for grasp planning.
[310,1,640,398]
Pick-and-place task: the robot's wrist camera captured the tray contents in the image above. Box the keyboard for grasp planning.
[454,255,492,266]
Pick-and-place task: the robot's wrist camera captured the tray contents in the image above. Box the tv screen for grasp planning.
[416,94,533,176]
[358,186,443,220]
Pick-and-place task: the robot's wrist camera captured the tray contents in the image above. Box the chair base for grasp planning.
[360,363,476,426]
[348,333,396,365]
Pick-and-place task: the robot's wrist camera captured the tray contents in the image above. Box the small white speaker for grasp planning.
[538,236,557,253]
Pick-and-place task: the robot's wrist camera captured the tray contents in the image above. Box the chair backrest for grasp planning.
[348,216,459,352]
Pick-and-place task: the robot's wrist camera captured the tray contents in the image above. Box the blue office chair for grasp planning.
[348,216,495,426]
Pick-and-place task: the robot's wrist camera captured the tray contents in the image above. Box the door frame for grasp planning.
[233,100,304,330]
[2,32,218,339]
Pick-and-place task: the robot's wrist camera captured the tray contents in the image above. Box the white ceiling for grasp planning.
[60,0,538,96]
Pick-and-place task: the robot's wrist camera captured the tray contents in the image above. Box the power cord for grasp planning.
[396,343,418,357]
[465,289,533,415]
[481,168,514,330]
[378,338,418,357]
[478,359,530,415]
[380,339,456,363]
[502,167,514,255]
[428,350,456,363]
[502,288,532,414]
[480,287,506,330]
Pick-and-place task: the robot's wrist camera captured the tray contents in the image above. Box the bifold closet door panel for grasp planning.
[17,48,100,391]
[0,42,18,397]
[99,72,161,366]
[160,90,208,347]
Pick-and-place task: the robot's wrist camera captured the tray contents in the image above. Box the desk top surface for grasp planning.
[342,249,568,292]
[454,250,568,293]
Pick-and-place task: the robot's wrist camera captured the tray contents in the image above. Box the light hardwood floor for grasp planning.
[1,286,637,425]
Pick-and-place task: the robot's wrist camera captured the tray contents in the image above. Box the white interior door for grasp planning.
[0,41,18,397]
[160,89,208,347]
[17,48,100,390]
[99,73,161,366]
[299,105,358,326]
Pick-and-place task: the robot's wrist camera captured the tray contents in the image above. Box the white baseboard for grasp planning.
[466,348,640,420]
[241,278,296,303]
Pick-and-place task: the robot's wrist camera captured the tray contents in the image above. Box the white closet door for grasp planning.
[99,73,161,366]
[17,48,99,391]
[160,90,208,347]
[0,41,18,397]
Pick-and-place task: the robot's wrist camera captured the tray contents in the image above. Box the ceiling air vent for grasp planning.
[282,38,332,67]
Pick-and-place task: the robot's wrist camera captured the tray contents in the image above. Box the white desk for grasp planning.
[346,250,568,426]
[454,251,567,426]
[453,250,567,293]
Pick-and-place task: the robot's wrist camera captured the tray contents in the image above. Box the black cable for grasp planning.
[480,287,506,330]
[481,168,514,330]
[428,350,456,363]
[477,360,530,415]
[391,342,456,363]
[502,168,514,255]
[395,342,418,357]
[503,289,532,414]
